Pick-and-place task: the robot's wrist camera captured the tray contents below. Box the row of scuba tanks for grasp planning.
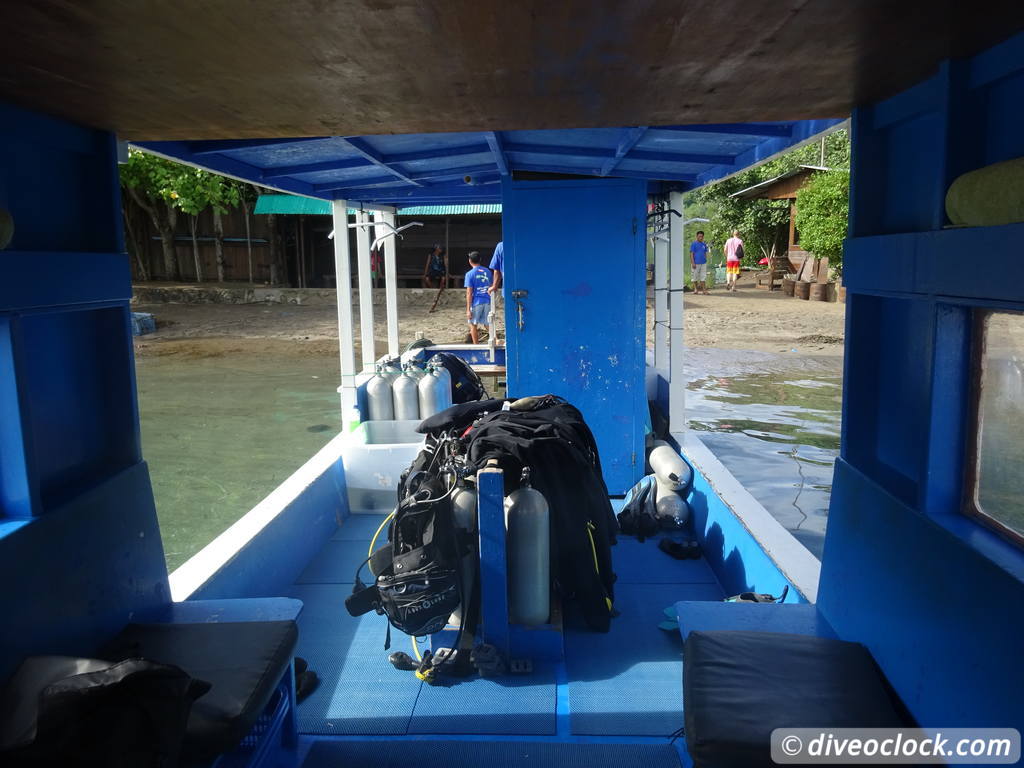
[366,357,453,422]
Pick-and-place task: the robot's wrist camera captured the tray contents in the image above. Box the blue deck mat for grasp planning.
[302,740,683,768]
[297,540,373,584]
[613,536,721,584]
[409,663,557,735]
[287,583,421,735]
[565,581,723,736]
[330,513,389,542]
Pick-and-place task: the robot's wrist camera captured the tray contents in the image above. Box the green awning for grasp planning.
[254,194,501,216]
[254,195,332,215]
[396,204,501,215]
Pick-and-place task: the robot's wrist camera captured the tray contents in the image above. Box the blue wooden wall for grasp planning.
[819,31,1024,730]
[0,102,169,680]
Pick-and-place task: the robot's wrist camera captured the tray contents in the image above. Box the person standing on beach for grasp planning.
[464,251,492,344]
[724,230,744,292]
[690,231,710,295]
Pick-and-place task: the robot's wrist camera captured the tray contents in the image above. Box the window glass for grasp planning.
[972,311,1024,543]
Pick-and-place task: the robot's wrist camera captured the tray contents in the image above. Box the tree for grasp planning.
[795,170,849,270]
[686,129,850,265]
[119,151,183,280]
[237,184,262,284]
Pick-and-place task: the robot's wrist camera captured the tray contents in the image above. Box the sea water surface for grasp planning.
[684,350,842,559]
[136,353,341,571]
[137,347,841,572]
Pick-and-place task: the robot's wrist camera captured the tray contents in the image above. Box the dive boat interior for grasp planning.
[2,3,1024,767]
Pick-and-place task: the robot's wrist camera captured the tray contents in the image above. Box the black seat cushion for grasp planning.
[683,631,906,768]
[100,620,297,761]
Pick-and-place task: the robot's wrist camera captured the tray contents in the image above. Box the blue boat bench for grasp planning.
[674,601,908,768]
[105,597,303,768]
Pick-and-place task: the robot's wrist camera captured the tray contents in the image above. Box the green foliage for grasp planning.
[173,168,241,217]
[120,149,242,216]
[684,129,850,265]
[119,150,187,208]
[795,170,849,267]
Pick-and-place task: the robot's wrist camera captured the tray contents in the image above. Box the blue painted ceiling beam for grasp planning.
[656,123,793,137]
[313,163,498,193]
[338,136,423,186]
[134,140,320,198]
[504,142,615,159]
[600,126,648,176]
[260,142,493,180]
[486,132,509,176]
[511,162,696,183]
[337,184,501,203]
[628,148,734,165]
[187,138,318,155]
[261,157,369,179]
[313,174,403,191]
[315,174,499,198]
[387,142,492,163]
[504,141,733,166]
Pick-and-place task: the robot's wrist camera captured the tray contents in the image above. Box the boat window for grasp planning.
[967,310,1024,546]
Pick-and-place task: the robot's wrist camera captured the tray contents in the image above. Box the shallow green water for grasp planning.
[687,371,842,559]
[137,349,841,573]
[135,354,341,571]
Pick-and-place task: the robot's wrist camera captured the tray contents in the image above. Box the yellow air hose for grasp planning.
[367,510,422,661]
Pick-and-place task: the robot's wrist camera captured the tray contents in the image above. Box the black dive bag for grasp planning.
[345,475,464,639]
[430,352,486,404]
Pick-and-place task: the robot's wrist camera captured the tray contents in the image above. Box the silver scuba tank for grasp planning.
[366,363,395,421]
[649,440,693,491]
[392,365,421,421]
[418,361,453,418]
[654,479,691,528]
[380,357,402,380]
[428,355,453,395]
[504,468,550,626]
[452,484,478,533]
[403,359,427,382]
[449,482,478,626]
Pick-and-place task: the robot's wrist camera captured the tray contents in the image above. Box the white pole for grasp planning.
[668,190,686,433]
[379,211,400,358]
[356,210,375,370]
[332,200,358,422]
[654,232,669,374]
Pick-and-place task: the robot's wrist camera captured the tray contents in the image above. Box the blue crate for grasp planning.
[130,312,155,336]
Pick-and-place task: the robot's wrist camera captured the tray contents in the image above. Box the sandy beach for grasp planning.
[133,279,845,362]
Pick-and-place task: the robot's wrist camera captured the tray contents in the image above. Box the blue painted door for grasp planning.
[502,178,646,494]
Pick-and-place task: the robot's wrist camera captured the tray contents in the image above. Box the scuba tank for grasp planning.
[654,479,691,528]
[403,358,427,382]
[449,481,478,626]
[649,440,693,492]
[418,360,453,419]
[429,357,452,397]
[392,364,421,421]
[504,468,550,626]
[380,357,402,380]
[366,363,395,421]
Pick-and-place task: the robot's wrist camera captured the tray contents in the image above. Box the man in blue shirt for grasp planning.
[464,251,492,344]
[487,240,504,296]
[690,230,710,295]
